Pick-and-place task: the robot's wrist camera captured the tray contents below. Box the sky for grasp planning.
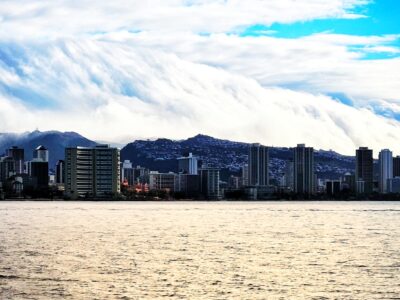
[0,0,399,154]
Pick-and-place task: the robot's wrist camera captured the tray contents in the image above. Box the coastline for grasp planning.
[2,198,400,202]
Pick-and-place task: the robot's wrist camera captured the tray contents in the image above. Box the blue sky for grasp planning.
[241,0,400,59]
[243,0,400,36]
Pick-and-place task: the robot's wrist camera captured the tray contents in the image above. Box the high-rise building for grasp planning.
[283,159,294,190]
[293,144,314,194]
[27,160,49,189]
[355,147,373,194]
[134,166,150,184]
[178,153,198,175]
[121,160,135,186]
[248,144,269,186]
[6,146,24,174]
[176,174,200,198]
[55,160,65,184]
[0,156,15,184]
[342,172,356,193]
[199,166,221,199]
[65,145,120,199]
[33,145,49,162]
[326,180,341,196]
[241,164,249,186]
[388,177,400,193]
[393,156,400,177]
[228,175,240,189]
[379,149,393,193]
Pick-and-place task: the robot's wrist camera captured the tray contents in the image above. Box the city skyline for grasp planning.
[4,138,400,200]
[0,1,399,155]
[2,2,400,299]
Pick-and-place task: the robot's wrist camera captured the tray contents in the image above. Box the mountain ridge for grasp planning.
[0,130,97,168]
[121,134,357,181]
[0,130,359,180]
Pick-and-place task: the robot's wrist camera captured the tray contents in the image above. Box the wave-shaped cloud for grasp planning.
[1,0,400,155]
[1,39,400,155]
[110,32,400,110]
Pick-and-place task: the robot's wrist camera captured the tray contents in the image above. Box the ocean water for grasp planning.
[1,201,400,299]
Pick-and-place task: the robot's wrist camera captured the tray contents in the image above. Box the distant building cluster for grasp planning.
[1,142,400,200]
[0,146,50,198]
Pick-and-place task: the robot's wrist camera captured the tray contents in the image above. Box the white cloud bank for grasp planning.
[1,0,400,155]
[109,32,400,110]
[0,0,397,115]
[1,39,400,155]
[0,0,369,39]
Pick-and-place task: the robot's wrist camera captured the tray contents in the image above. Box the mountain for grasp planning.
[121,134,358,181]
[0,130,97,169]
[0,131,364,181]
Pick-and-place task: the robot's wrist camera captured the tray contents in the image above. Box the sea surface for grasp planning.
[1,201,400,299]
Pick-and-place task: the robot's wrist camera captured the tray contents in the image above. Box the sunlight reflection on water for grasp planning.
[1,201,400,299]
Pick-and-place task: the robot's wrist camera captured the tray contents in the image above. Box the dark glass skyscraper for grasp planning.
[293,144,314,194]
[378,149,392,193]
[0,156,15,184]
[28,161,49,189]
[55,160,65,184]
[355,147,373,194]
[393,156,400,177]
[248,143,269,186]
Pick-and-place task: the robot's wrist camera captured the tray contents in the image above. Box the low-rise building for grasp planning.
[149,171,177,193]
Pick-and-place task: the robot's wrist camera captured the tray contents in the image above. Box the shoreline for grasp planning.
[2,198,400,202]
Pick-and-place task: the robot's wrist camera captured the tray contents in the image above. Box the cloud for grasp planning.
[104,31,400,113]
[0,0,370,40]
[1,0,399,156]
[1,39,400,156]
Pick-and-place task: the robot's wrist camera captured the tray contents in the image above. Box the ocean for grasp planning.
[1,201,399,299]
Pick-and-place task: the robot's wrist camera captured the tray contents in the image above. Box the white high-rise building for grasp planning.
[34,145,49,162]
[121,160,135,186]
[379,149,393,193]
[65,145,120,199]
[177,153,198,175]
